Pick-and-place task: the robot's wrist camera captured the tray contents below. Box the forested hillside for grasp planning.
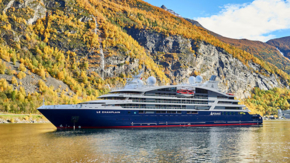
[243,87,290,116]
[267,36,290,60]
[0,0,289,115]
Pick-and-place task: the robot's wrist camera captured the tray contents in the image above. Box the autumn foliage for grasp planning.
[0,0,290,114]
[243,87,290,116]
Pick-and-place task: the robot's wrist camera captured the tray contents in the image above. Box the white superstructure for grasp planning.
[39,74,248,113]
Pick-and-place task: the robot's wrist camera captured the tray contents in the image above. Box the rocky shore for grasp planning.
[0,114,49,124]
[0,118,49,124]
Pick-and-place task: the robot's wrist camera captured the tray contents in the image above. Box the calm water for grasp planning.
[0,121,290,163]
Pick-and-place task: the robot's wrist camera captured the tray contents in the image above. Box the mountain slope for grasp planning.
[182,17,290,74]
[161,0,290,75]
[267,36,290,59]
[214,35,290,73]
[0,0,289,114]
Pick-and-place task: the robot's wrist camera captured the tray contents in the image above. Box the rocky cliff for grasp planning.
[160,5,181,17]
[125,27,287,98]
[178,9,290,75]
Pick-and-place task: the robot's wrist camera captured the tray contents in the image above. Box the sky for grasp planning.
[143,0,290,42]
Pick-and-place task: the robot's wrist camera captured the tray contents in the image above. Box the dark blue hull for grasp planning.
[38,109,263,129]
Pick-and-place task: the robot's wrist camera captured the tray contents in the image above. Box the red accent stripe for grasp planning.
[57,123,261,129]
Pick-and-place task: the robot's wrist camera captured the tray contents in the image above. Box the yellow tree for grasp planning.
[11,76,18,86]
[18,63,26,72]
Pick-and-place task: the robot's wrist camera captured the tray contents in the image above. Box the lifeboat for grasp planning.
[176,89,194,98]
[227,93,234,96]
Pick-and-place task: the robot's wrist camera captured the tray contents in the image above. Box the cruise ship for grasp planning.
[38,73,263,129]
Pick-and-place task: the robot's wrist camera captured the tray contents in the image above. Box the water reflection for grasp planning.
[0,121,290,162]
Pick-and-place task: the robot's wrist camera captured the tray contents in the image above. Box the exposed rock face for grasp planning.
[125,28,192,54]
[160,5,181,17]
[0,60,75,96]
[125,28,287,99]
[184,18,204,28]
[27,0,47,25]
[182,8,290,74]
[197,42,281,99]
[91,55,140,79]
[1,0,47,24]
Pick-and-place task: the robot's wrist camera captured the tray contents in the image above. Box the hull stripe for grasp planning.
[57,123,261,129]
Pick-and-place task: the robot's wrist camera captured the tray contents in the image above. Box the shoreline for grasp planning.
[0,118,50,124]
[0,113,49,124]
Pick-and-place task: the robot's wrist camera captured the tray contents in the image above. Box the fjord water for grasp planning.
[0,121,289,162]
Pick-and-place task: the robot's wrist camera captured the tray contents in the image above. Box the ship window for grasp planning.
[187,111,198,114]
[225,107,240,110]
[146,99,155,102]
[102,104,113,106]
[196,106,210,110]
[177,111,182,114]
[145,92,155,96]
[217,96,228,99]
[139,111,144,114]
[111,91,142,94]
[195,88,208,94]
[156,111,166,114]
[145,111,155,114]
[128,111,131,114]
[218,101,233,104]
[194,95,208,99]
[100,97,126,100]
[79,102,105,104]
[186,106,195,109]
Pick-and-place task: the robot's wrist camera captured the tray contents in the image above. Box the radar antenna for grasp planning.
[133,70,143,78]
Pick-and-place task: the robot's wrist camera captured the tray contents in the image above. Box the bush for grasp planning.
[6,68,13,75]
[17,71,26,79]
[0,60,6,74]
[11,77,18,86]
[18,63,26,72]
[24,116,29,121]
